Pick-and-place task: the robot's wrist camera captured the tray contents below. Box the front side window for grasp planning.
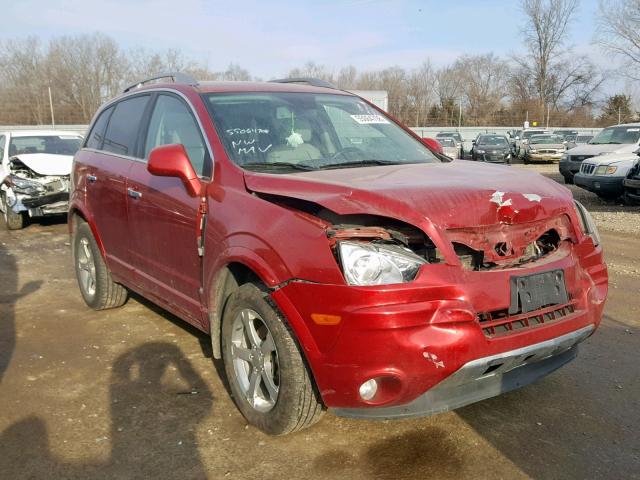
[204,92,439,173]
[86,106,113,150]
[102,95,150,157]
[590,126,640,145]
[8,135,82,156]
[145,94,209,176]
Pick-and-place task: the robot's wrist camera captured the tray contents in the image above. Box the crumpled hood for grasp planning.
[10,153,73,176]
[243,160,574,229]
[567,143,639,156]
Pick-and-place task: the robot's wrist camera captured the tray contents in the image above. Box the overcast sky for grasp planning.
[1,0,619,80]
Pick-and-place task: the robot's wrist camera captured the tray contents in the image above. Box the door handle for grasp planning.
[87,174,97,183]
[127,187,142,199]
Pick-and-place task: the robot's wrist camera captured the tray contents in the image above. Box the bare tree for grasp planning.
[517,0,579,115]
[596,0,640,79]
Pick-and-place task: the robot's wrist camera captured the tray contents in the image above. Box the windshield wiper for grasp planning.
[241,162,316,172]
[317,159,405,170]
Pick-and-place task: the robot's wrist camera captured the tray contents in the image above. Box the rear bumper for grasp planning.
[574,174,624,197]
[271,240,608,412]
[333,325,592,419]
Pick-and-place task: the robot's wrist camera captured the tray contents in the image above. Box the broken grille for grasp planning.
[478,301,578,338]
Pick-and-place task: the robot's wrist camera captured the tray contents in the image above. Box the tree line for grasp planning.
[0,0,637,128]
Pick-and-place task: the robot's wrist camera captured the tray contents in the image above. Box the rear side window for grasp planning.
[103,95,150,157]
[86,107,113,150]
[144,94,209,176]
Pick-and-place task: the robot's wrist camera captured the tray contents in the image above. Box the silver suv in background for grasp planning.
[560,123,640,184]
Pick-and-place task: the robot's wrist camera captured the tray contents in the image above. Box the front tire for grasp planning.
[72,221,128,310]
[2,193,26,230]
[221,283,324,435]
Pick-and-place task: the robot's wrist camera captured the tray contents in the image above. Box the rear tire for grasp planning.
[2,193,26,230]
[221,283,324,435]
[72,221,128,310]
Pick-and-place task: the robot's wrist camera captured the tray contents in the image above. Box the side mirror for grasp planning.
[147,144,202,197]
[471,140,476,144]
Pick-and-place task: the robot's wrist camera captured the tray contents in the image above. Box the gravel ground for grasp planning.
[514,163,640,235]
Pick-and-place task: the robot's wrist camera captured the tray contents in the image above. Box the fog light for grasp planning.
[359,379,378,401]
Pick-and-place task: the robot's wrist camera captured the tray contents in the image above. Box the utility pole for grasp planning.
[618,107,621,125]
[48,86,55,128]
[546,104,550,129]
[458,99,462,130]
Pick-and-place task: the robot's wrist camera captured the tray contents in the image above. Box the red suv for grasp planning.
[70,73,608,435]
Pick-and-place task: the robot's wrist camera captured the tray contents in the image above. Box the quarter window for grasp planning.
[86,106,113,150]
[145,94,209,176]
[102,95,150,157]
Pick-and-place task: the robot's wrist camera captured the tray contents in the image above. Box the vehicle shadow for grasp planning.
[0,241,41,383]
[456,318,639,479]
[0,342,214,479]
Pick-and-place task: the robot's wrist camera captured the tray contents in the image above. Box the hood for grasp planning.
[10,153,73,176]
[478,145,510,151]
[567,143,638,156]
[243,161,574,230]
[583,152,639,166]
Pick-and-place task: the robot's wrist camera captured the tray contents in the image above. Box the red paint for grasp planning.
[70,80,608,411]
[422,137,443,154]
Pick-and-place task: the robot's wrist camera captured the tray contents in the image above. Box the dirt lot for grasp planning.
[0,164,639,479]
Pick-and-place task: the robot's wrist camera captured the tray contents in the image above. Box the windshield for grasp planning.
[437,132,461,142]
[577,135,593,143]
[522,130,549,140]
[589,126,640,145]
[9,135,82,156]
[530,134,564,144]
[478,136,508,146]
[204,92,439,172]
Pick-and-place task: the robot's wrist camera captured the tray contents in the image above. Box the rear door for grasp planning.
[79,94,151,279]
[126,92,212,325]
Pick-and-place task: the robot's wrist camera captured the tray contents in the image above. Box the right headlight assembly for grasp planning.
[574,200,601,247]
[338,241,426,286]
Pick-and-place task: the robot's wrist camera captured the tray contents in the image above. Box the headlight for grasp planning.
[561,154,568,161]
[338,241,426,286]
[476,149,485,154]
[529,149,538,153]
[9,174,45,195]
[595,165,617,175]
[574,201,601,247]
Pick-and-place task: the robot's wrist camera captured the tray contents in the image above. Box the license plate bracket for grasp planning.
[509,269,569,314]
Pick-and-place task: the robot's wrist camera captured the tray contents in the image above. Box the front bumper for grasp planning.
[526,153,564,162]
[333,324,592,419]
[574,173,624,197]
[476,152,511,163]
[271,239,608,413]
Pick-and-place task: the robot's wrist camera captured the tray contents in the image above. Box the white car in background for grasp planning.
[438,137,460,159]
[0,130,83,229]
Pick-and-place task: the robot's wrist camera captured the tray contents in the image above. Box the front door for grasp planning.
[126,93,212,325]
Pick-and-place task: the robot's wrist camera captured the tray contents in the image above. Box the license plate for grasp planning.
[509,270,569,314]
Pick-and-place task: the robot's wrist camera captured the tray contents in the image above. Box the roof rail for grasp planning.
[122,72,198,93]
[269,77,337,89]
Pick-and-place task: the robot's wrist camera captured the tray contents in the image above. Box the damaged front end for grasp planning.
[2,156,71,217]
